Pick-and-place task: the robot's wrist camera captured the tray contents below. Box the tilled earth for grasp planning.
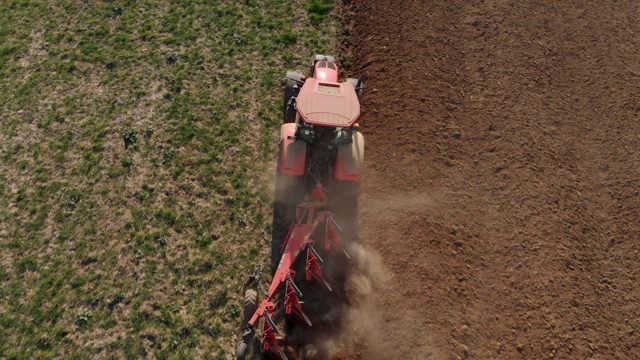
[340,1,640,359]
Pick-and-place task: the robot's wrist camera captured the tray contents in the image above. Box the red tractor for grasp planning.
[236,55,365,360]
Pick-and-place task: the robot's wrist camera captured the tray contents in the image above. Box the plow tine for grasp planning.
[278,350,289,360]
[265,314,281,335]
[324,215,350,259]
[306,245,332,291]
[262,314,288,360]
[308,243,324,263]
[300,309,312,327]
[285,277,312,326]
[328,214,343,232]
[287,274,303,298]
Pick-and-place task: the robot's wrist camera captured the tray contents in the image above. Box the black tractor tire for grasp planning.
[329,179,360,245]
[238,289,264,360]
[271,171,305,275]
[346,78,364,104]
[283,71,303,123]
[284,105,296,124]
[243,289,258,325]
[237,334,265,360]
[236,342,248,360]
[272,140,306,275]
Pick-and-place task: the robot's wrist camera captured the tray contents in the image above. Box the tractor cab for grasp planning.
[294,56,361,147]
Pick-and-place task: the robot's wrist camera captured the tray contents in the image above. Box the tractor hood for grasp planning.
[296,78,360,127]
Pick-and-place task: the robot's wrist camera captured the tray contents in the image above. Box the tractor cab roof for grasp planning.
[296,77,361,127]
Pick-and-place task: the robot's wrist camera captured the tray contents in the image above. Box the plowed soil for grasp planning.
[345,1,640,359]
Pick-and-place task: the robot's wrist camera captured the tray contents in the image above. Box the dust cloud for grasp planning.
[321,242,395,359]
[321,190,444,359]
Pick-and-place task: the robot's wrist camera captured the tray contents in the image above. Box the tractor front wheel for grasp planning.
[243,289,258,325]
[283,71,303,123]
[346,78,364,104]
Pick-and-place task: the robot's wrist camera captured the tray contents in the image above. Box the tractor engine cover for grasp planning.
[296,78,361,127]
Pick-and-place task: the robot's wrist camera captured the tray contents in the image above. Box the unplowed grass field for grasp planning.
[0,1,339,358]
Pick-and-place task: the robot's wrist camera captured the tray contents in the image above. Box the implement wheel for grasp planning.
[236,337,264,360]
[238,288,264,360]
[236,342,248,360]
[243,289,258,324]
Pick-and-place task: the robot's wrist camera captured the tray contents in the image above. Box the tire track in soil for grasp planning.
[338,1,640,359]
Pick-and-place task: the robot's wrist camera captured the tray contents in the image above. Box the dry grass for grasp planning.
[0,0,339,358]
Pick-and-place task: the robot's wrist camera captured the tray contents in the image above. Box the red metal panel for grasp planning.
[279,123,306,176]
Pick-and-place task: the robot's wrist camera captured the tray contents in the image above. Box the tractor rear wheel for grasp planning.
[272,159,305,275]
[329,179,359,245]
[283,71,303,123]
[271,175,304,274]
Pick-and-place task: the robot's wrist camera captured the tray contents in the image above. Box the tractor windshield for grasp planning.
[297,121,352,147]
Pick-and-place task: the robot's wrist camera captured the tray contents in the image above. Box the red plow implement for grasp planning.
[238,185,351,360]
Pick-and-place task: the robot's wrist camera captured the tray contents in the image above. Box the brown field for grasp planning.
[339,1,640,359]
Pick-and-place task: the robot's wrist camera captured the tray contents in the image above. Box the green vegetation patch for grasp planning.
[0,0,339,358]
[308,0,336,25]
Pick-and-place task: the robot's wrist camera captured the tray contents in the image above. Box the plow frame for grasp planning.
[237,185,349,360]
